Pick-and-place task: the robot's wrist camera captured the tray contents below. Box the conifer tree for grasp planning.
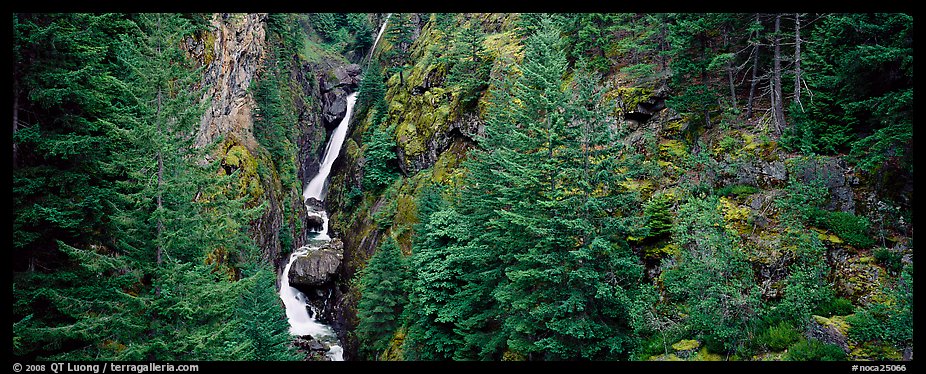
[356,237,409,359]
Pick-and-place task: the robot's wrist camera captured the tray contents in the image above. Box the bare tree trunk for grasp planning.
[772,13,786,136]
[699,33,712,130]
[13,74,19,169]
[724,27,737,109]
[793,13,802,109]
[746,13,761,118]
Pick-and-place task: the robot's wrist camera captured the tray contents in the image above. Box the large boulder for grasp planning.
[319,64,362,93]
[288,239,344,288]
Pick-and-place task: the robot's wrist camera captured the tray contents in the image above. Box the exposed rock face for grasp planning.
[396,111,483,175]
[792,157,856,213]
[320,64,362,93]
[320,64,362,129]
[288,239,344,289]
[734,159,788,189]
[193,13,267,151]
[809,315,851,353]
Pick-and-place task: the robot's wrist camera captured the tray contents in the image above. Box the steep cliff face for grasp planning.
[193,13,267,151]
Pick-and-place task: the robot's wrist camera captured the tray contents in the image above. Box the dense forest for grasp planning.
[12,12,912,362]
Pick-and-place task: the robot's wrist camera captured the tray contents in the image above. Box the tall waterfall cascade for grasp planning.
[280,93,357,361]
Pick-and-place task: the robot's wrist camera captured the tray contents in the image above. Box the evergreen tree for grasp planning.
[355,237,409,360]
[661,197,762,355]
[404,189,471,360]
[782,13,912,175]
[236,267,301,360]
[446,23,491,110]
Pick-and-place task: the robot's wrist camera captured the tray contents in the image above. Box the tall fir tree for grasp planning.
[355,237,409,360]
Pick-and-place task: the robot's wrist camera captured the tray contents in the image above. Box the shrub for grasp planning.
[715,184,759,198]
[785,339,847,361]
[811,209,875,248]
[814,297,855,317]
[873,247,903,273]
[760,322,801,351]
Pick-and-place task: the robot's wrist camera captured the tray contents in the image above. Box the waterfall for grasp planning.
[303,94,358,202]
[367,13,392,63]
[280,92,358,361]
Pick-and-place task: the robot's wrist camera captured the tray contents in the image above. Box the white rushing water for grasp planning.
[367,13,392,63]
[303,94,358,202]
[281,92,358,362]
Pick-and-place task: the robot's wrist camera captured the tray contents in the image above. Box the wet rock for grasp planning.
[288,241,344,288]
[305,214,325,231]
[320,64,362,93]
[305,197,325,212]
[322,89,349,129]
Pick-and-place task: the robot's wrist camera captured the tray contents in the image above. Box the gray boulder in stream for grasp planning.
[288,239,344,288]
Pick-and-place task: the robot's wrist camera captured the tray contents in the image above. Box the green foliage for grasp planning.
[357,64,388,127]
[845,264,912,349]
[254,18,303,191]
[785,339,847,361]
[560,14,620,73]
[662,196,762,355]
[783,13,913,175]
[309,13,341,41]
[356,237,410,360]
[236,267,301,360]
[643,193,674,238]
[814,297,855,317]
[12,13,296,360]
[873,247,903,273]
[446,24,492,110]
[362,124,399,192]
[758,322,801,351]
[715,184,759,198]
[404,191,471,360]
[811,210,875,248]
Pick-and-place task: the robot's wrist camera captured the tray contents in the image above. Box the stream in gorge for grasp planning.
[278,14,390,361]
[279,93,357,361]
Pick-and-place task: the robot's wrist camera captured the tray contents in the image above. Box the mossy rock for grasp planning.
[672,339,701,352]
[849,341,904,361]
[615,87,655,114]
[835,256,889,303]
[618,179,656,199]
[690,347,723,361]
[648,353,684,361]
[501,349,526,361]
[378,327,406,361]
[718,196,751,233]
[659,139,687,162]
[661,118,684,139]
[813,315,852,337]
[644,242,679,259]
[752,351,787,361]
[202,29,217,67]
[222,143,264,204]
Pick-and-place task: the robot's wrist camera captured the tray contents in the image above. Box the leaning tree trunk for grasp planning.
[793,12,802,109]
[771,13,786,136]
[746,13,761,119]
